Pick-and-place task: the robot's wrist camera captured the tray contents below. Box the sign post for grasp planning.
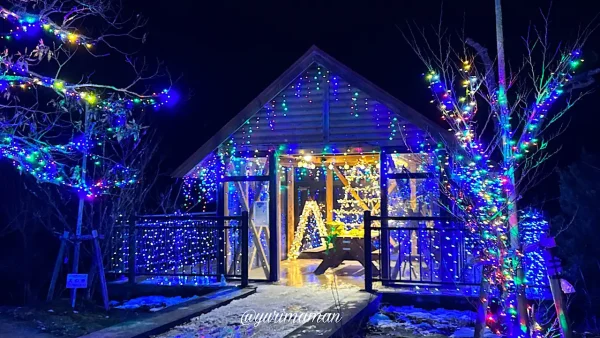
[67,274,89,289]
[47,230,110,311]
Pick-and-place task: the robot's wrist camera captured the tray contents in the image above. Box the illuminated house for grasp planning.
[165,46,483,288]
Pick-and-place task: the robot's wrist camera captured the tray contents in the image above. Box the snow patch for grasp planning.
[114,295,199,312]
[367,305,493,337]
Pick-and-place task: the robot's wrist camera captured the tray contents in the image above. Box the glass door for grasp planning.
[219,152,278,281]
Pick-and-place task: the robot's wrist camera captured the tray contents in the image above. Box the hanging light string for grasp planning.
[1,6,95,46]
[1,6,174,197]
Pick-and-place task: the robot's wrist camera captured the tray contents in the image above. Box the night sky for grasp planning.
[129,0,600,208]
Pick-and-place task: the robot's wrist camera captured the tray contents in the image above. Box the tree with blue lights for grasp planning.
[1,0,173,305]
[404,1,598,336]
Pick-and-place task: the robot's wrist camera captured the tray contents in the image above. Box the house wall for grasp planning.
[223,62,431,156]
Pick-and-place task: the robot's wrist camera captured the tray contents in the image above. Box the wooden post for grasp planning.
[326,168,334,222]
[128,216,136,285]
[224,183,231,273]
[47,231,69,302]
[546,249,572,338]
[287,169,295,253]
[92,230,110,311]
[379,150,390,282]
[364,211,373,293]
[277,168,283,265]
[241,211,249,288]
[217,165,226,278]
[71,105,90,309]
[86,259,97,301]
[268,152,279,282]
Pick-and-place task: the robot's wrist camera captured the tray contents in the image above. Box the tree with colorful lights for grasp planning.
[404,1,598,336]
[1,0,173,305]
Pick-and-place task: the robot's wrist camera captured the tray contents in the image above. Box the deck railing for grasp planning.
[364,211,481,292]
[109,212,249,287]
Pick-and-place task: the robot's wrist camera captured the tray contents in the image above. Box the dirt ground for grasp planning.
[0,299,154,337]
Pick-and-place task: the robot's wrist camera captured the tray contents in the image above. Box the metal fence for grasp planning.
[109,212,248,287]
[364,211,481,292]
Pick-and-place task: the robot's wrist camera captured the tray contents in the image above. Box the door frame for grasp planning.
[217,151,279,282]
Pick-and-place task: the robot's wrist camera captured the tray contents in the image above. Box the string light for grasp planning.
[288,200,328,260]
[1,6,95,46]
[1,7,175,197]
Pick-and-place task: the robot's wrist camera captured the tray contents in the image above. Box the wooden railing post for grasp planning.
[268,151,279,282]
[217,178,226,278]
[364,211,373,292]
[379,150,390,282]
[127,216,137,286]
[241,211,249,288]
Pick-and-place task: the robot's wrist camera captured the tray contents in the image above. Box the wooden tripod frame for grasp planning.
[47,230,110,311]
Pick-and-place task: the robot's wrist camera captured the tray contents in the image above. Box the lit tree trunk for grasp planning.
[494,0,529,335]
[70,105,89,308]
[475,265,492,338]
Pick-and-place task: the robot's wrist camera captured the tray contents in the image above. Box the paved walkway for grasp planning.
[155,283,362,338]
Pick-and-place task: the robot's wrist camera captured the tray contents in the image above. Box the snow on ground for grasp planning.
[154,282,360,338]
[140,276,219,286]
[367,305,499,338]
[113,295,199,312]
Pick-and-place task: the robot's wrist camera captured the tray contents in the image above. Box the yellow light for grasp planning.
[53,81,64,91]
[85,94,96,104]
[67,33,78,43]
[303,155,313,161]
[85,43,92,49]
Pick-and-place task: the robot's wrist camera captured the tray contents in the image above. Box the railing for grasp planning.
[109,212,249,287]
[364,211,481,292]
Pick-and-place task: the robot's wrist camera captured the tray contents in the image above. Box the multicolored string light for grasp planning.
[424,46,585,336]
[1,6,95,46]
[1,6,175,197]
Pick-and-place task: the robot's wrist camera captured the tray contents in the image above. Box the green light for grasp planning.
[570,60,580,68]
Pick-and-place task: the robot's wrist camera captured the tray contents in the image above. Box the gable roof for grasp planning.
[172,45,451,177]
